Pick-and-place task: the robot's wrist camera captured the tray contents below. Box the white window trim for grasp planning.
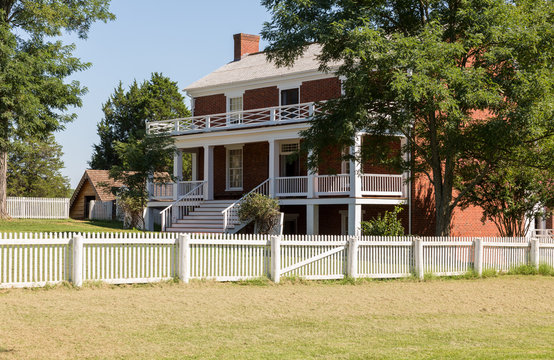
[227,95,244,125]
[225,144,244,191]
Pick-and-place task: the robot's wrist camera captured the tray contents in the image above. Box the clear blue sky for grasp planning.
[56,0,271,188]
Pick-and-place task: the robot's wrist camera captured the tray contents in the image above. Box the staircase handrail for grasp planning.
[160,181,206,231]
[221,178,270,232]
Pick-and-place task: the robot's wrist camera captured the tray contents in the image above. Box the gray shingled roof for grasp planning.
[185,44,336,92]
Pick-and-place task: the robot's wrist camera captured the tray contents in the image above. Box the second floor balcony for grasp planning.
[146,102,320,136]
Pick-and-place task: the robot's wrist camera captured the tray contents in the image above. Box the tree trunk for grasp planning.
[435,200,452,236]
[0,150,9,219]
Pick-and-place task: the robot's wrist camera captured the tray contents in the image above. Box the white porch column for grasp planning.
[144,207,155,231]
[349,133,362,198]
[191,151,197,181]
[203,145,214,200]
[348,203,362,236]
[173,150,183,200]
[306,204,319,235]
[268,139,279,198]
[400,136,411,234]
[307,149,318,198]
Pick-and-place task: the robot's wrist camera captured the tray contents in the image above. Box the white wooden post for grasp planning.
[72,235,83,287]
[307,149,318,198]
[178,234,190,283]
[268,139,277,198]
[347,236,359,279]
[349,133,362,198]
[270,108,276,123]
[473,238,484,276]
[271,235,281,283]
[413,237,424,280]
[203,145,214,200]
[348,203,362,236]
[308,103,314,117]
[173,150,183,200]
[205,116,211,128]
[530,238,540,270]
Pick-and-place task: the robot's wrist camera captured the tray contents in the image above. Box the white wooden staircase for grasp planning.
[165,200,236,233]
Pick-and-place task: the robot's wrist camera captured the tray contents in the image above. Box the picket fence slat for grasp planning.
[0,233,553,288]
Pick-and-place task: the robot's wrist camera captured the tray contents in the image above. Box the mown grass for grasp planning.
[0,218,144,233]
[0,276,552,359]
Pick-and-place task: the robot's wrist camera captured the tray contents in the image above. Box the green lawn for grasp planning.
[0,276,552,359]
[0,218,145,233]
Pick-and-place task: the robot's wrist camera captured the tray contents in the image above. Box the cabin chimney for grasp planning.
[233,33,260,61]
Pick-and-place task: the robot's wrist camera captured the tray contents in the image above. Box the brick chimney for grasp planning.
[233,33,260,61]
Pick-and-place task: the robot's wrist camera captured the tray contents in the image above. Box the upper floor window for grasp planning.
[280,88,299,119]
[228,96,243,124]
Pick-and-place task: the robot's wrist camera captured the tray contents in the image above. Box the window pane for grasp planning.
[229,97,243,124]
[227,148,243,188]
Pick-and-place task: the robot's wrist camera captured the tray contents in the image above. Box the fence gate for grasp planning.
[277,237,349,280]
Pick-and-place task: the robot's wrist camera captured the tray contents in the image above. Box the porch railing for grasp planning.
[146,102,319,135]
[275,176,308,197]
[149,181,205,200]
[316,174,350,195]
[361,174,404,196]
[148,182,173,199]
[160,181,206,231]
[222,179,270,232]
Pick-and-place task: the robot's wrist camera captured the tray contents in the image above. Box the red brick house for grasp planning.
[144,33,527,236]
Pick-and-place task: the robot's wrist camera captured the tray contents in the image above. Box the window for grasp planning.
[280,88,299,119]
[228,96,243,124]
[227,147,243,190]
[341,147,351,174]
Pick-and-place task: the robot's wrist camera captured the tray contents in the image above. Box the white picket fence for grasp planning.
[7,197,70,219]
[0,233,553,288]
[88,200,113,221]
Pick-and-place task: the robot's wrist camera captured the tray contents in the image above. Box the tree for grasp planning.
[7,135,71,198]
[0,1,114,218]
[361,206,405,236]
[90,73,190,171]
[261,0,554,235]
[460,146,554,237]
[107,135,174,229]
[238,193,281,234]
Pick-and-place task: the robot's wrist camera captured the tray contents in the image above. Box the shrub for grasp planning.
[361,206,405,236]
[238,193,280,234]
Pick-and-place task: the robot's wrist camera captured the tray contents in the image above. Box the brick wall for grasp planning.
[192,77,341,118]
[300,77,341,103]
[318,204,347,235]
[213,142,269,199]
[244,86,279,110]
[194,94,226,116]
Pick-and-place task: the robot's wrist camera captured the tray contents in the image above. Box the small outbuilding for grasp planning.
[69,170,122,220]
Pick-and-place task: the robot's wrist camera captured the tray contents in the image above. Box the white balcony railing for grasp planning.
[146,102,319,135]
[149,181,205,200]
[148,183,173,199]
[275,176,308,197]
[315,174,350,195]
[361,174,404,196]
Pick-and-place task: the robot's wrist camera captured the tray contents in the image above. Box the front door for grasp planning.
[280,155,300,177]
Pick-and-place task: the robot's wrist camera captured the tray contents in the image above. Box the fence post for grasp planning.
[530,238,540,271]
[413,237,424,280]
[178,234,190,283]
[271,235,281,283]
[72,235,83,287]
[347,236,359,279]
[474,238,484,276]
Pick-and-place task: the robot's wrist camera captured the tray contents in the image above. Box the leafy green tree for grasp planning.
[7,135,71,198]
[261,0,554,235]
[361,206,405,236]
[0,0,114,218]
[107,135,174,229]
[238,193,281,234]
[90,73,190,171]
[461,151,554,237]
